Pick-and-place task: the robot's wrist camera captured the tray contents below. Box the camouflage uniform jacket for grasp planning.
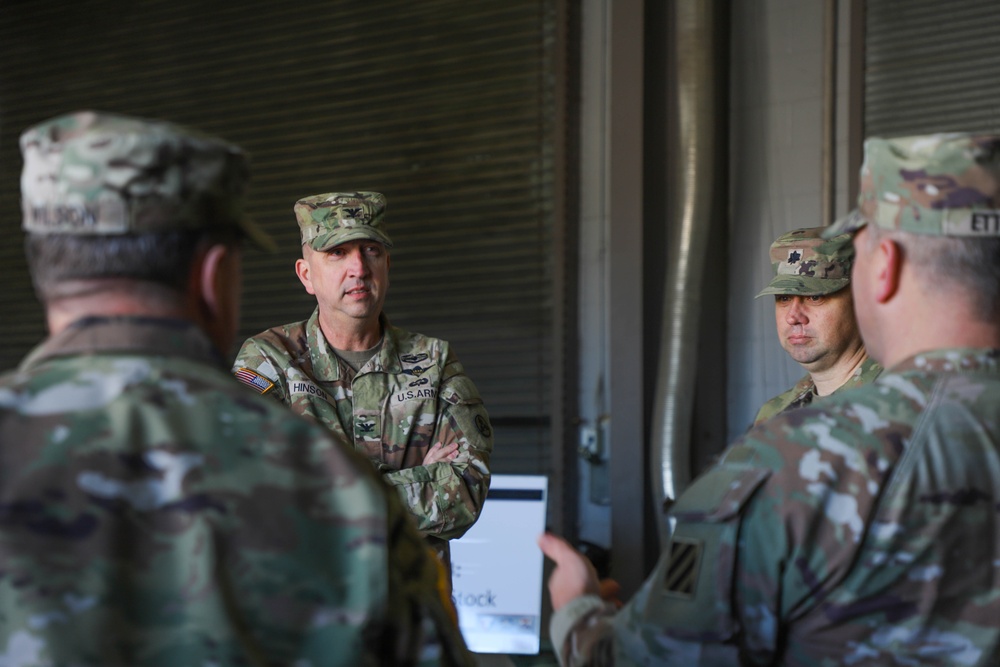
[752,356,882,426]
[0,316,474,667]
[552,348,1000,666]
[233,307,493,563]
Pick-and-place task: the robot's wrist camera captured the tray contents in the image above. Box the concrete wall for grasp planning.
[727,0,856,439]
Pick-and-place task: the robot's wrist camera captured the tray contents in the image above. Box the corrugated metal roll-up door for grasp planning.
[0,0,566,479]
[866,0,1000,136]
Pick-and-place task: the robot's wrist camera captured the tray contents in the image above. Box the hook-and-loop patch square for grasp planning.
[663,537,702,598]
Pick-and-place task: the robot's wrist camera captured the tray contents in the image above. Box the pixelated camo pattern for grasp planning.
[752,356,883,426]
[556,348,1000,666]
[295,190,394,250]
[19,111,253,240]
[233,308,493,564]
[757,227,855,298]
[860,134,1000,236]
[0,317,473,666]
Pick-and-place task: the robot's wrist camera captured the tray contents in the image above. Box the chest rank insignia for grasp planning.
[235,367,275,395]
[354,415,381,440]
[663,537,702,598]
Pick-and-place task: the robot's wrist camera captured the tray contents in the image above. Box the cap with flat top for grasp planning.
[295,191,393,251]
[755,226,855,299]
[19,110,275,252]
[825,133,1000,239]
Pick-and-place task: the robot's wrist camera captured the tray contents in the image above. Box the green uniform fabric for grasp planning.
[552,348,1000,666]
[752,356,883,426]
[0,316,473,667]
[233,307,493,566]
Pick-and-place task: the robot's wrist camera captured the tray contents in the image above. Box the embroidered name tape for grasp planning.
[943,209,1000,236]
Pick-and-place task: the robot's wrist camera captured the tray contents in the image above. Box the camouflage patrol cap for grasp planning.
[19,110,276,251]
[755,226,855,298]
[295,191,393,251]
[825,133,1000,238]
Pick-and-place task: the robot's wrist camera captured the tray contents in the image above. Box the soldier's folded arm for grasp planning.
[381,370,493,539]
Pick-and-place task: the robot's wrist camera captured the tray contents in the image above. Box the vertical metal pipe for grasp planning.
[651,0,722,546]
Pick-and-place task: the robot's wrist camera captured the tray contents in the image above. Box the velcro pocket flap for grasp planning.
[639,465,771,642]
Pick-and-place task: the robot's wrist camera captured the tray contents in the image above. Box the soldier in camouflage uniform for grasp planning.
[752,227,882,426]
[0,111,473,666]
[232,191,493,572]
[540,132,1000,666]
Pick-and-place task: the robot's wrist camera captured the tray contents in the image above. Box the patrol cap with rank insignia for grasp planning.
[755,226,854,299]
[295,191,393,251]
[19,110,276,252]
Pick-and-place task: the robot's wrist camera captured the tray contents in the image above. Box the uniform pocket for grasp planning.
[640,464,771,642]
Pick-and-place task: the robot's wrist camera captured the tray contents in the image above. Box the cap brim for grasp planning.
[755,275,850,299]
[239,215,278,253]
[822,210,868,239]
[310,228,393,251]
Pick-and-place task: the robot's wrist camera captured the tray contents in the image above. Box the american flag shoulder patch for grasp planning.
[234,367,275,395]
[663,537,702,598]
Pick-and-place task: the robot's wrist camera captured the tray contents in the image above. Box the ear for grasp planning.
[873,237,903,303]
[198,243,230,318]
[295,256,316,295]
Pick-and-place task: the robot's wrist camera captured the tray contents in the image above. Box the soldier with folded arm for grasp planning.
[233,191,493,572]
[0,111,474,666]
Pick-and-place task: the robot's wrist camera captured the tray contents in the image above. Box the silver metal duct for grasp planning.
[651,0,723,547]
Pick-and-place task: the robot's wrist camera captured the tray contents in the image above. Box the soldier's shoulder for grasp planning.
[388,324,451,361]
[753,377,810,424]
[243,318,310,349]
[236,319,312,368]
[745,379,921,461]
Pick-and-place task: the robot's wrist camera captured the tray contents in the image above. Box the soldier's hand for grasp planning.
[422,441,459,465]
[538,532,601,611]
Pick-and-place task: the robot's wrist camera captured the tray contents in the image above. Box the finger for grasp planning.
[537,532,578,563]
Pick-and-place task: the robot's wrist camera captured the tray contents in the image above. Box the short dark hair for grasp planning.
[26,228,242,303]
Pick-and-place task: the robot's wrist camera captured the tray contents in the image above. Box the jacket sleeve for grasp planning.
[550,454,772,666]
[231,336,291,405]
[381,352,493,540]
[378,478,478,667]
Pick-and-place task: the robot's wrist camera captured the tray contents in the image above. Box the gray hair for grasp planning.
[865,224,1000,321]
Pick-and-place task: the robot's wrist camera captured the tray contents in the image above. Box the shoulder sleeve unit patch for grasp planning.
[234,367,275,395]
[663,537,703,598]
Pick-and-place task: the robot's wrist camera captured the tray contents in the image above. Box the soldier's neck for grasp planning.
[319,312,383,352]
[810,346,868,397]
[45,280,187,336]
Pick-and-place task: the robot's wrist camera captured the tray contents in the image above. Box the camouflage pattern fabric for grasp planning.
[756,228,855,298]
[19,110,275,251]
[232,308,493,567]
[826,134,1000,238]
[551,348,1000,666]
[295,191,394,251]
[752,356,882,426]
[0,316,474,666]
